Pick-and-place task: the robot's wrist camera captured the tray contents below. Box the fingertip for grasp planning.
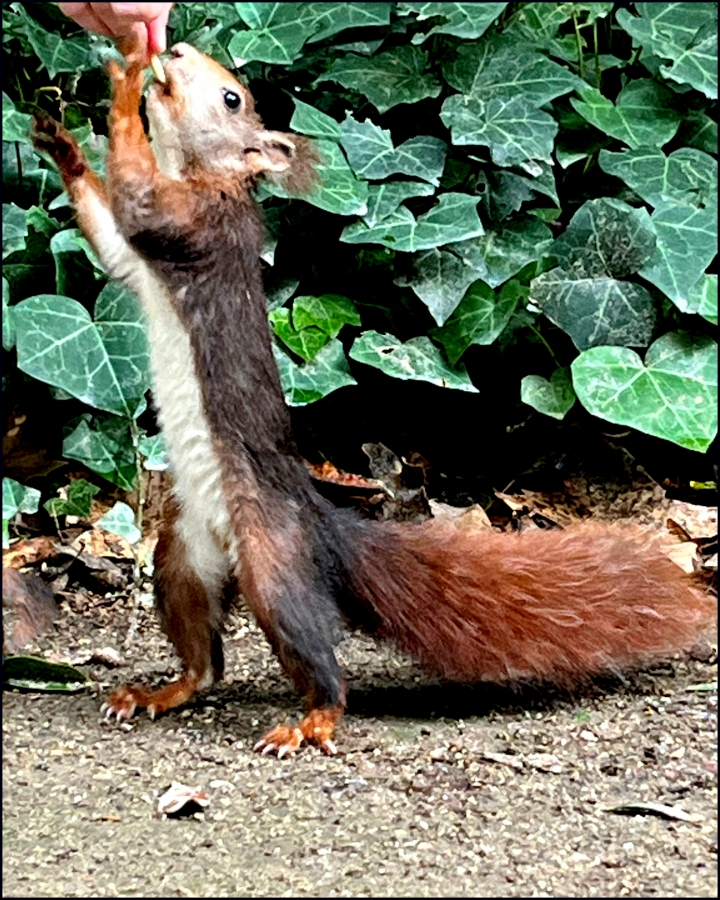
[146,18,167,55]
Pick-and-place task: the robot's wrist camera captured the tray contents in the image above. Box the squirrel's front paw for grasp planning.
[32,114,86,179]
[117,30,148,75]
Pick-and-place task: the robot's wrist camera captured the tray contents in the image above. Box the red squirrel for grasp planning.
[33,39,715,757]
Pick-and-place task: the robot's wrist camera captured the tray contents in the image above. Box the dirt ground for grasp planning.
[3,472,718,897]
[3,590,718,898]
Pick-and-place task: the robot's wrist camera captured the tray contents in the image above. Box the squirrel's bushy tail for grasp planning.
[342,520,715,685]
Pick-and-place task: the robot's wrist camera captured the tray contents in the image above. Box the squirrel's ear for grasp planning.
[250,132,319,195]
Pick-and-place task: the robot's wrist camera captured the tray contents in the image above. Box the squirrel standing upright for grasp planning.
[33,38,715,757]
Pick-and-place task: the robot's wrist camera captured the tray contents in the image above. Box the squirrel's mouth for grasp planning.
[150,55,174,98]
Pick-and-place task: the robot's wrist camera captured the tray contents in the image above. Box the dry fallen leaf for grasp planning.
[665,501,717,540]
[45,646,123,668]
[2,537,57,569]
[307,459,382,490]
[157,782,210,817]
[429,500,493,531]
[664,541,700,574]
[71,529,134,560]
[480,752,524,770]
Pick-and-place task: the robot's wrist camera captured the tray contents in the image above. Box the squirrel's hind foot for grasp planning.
[254,706,343,758]
[104,674,201,722]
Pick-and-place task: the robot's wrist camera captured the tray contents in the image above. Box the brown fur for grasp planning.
[347,521,716,685]
[34,38,716,757]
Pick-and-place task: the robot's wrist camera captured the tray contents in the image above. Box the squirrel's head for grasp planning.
[146,43,316,190]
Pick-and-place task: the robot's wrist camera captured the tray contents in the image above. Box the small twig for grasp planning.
[527,323,558,363]
[572,13,585,80]
[594,20,601,88]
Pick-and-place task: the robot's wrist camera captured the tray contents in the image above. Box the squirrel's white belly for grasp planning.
[69,178,234,597]
[131,263,237,589]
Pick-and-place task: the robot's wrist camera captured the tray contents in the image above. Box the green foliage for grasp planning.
[44,478,100,519]
[96,501,142,544]
[2,0,717,534]
[521,367,576,420]
[2,477,41,547]
[571,332,717,452]
[3,655,89,692]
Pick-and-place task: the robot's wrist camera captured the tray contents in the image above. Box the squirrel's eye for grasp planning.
[223,90,242,113]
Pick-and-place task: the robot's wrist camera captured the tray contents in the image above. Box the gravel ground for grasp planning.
[3,590,717,898]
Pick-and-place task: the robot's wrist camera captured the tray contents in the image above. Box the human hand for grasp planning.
[58,3,173,56]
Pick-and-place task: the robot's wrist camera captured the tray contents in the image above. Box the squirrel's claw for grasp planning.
[104,687,139,722]
[254,725,304,757]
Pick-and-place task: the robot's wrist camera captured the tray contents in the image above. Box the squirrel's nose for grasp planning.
[169,43,192,59]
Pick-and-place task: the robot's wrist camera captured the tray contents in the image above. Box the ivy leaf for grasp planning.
[397,2,508,42]
[292,295,360,337]
[441,94,558,172]
[685,274,717,325]
[350,331,478,392]
[364,181,435,228]
[616,3,717,99]
[599,147,718,209]
[530,269,657,351]
[273,338,357,406]
[521,367,576,420]
[290,98,341,140]
[660,22,717,99]
[94,282,152,410]
[616,2,715,59]
[479,165,558,220]
[570,81,682,150]
[341,192,483,253]
[681,111,717,154]
[2,92,32,143]
[265,273,300,311]
[2,656,89,693]
[3,204,29,259]
[97,501,141,545]
[443,35,583,107]
[49,227,103,295]
[305,2,392,43]
[2,478,40,519]
[2,478,41,549]
[62,414,137,491]
[13,8,95,78]
[2,277,14,351]
[316,47,442,114]
[27,205,61,238]
[431,280,524,365]
[44,478,100,519]
[552,198,657,278]
[229,3,320,64]
[398,249,484,325]
[262,139,368,216]
[466,216,554,288]
[14,285,150,418]
[269,308,330,362]
[571,331,717,452]
[639,199,718,307]
[138,433,169,471]
[339,115,446,185]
